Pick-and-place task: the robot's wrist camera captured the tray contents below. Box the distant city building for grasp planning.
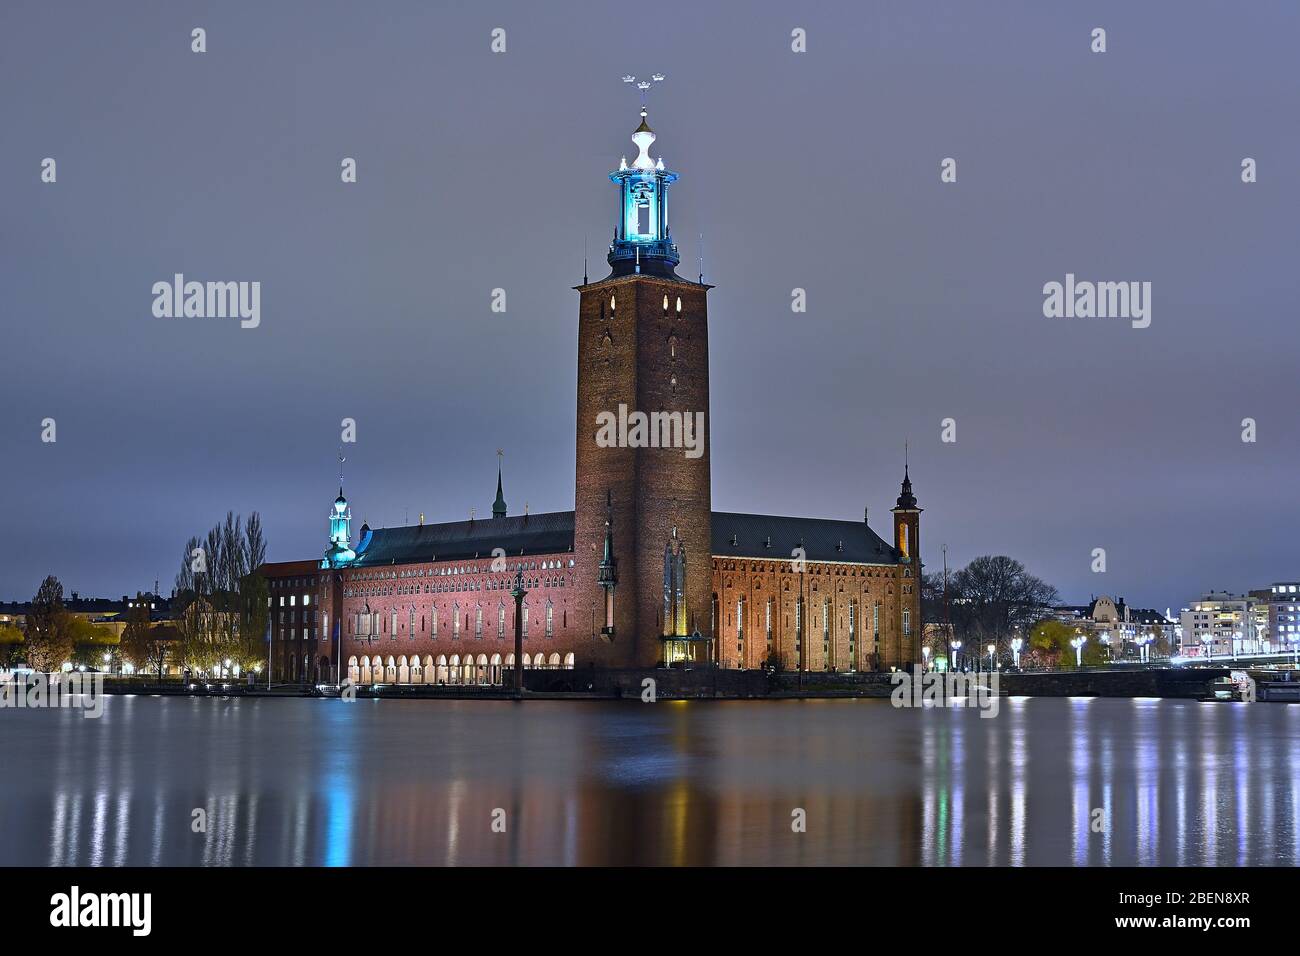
[1178,591,1268,658]
[0,592,170,637]
[1051,595,1174,658]
[1264,582,1300,657]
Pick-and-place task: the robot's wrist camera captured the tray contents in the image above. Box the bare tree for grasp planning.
[946,555,1059,659]
[244,511,266,572]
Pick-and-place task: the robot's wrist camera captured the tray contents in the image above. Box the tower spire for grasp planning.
[323,453,356,569]
[493,449,507,518]
[607,84,680,278]
[896,447,917,510]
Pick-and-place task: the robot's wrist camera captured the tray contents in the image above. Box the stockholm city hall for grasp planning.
[262,105,923,686]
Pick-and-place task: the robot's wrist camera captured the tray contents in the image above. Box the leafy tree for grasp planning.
[25,576,72,672]
[237,571,269,671]
[1029,619,1105,669]
[66,617,118,669]
[0,624,24,667]
[119,595,162,678]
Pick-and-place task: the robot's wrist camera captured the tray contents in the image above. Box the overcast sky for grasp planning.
[2,1,1297,612]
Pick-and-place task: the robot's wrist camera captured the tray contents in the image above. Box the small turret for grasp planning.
[492,450,507,518]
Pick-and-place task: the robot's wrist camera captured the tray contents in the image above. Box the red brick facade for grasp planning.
[259,113,922,684]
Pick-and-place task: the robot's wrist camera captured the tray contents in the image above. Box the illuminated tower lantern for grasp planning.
[322,457,356,569]
[574,103,713,667]
[608,107,679,274]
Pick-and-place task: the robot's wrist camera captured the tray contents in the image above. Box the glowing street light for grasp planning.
[987,643,996,670]
[1136,633,1152,664]
[1010,637,1023,669]
[951,640,963,671]
[1070,635,1086,668]
[922,646,931,672]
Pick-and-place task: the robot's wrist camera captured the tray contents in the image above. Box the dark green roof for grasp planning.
[351,512,574,566]
[349,510,901,567]
[711,512,900,565]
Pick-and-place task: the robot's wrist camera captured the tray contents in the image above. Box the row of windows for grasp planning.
[348,559,574,584]
[270,577,311,589]
[351,602,558,639]
[346,576,563,600]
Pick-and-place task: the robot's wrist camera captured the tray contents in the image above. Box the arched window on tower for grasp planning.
[674,545,687,636]
[795,597,803,652]
[737,597,746,664]
[823,598,831,669]
[849,600,857,671]
[662,542,674,637]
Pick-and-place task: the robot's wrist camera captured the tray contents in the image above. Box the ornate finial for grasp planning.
[622,70,665,170]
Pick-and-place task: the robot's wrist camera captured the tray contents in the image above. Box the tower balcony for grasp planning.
[607,238,680,277]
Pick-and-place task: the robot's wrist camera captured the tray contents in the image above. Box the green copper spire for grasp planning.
[492,449,507,518]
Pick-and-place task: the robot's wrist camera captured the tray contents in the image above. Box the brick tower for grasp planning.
[574,106,713,668]
[890,464,923,669]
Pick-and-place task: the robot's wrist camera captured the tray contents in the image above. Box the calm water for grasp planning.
[2,695,1298,866]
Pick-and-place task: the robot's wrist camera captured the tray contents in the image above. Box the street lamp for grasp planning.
[951,640,963,672]
[1070,635,1085,668]
[511,567,528,698]
[987,643,995,671]
[922,646,931,672]
[1010,637,1023,669]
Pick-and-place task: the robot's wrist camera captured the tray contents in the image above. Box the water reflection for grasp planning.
[1,696,1298,866]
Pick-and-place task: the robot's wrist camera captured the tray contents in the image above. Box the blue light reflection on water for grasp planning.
[3,695,1299,866]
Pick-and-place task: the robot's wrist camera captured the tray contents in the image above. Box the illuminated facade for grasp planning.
[260,108,922,684]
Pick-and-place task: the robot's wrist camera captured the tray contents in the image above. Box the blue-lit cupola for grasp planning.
[607,107,680,277]
[322,485,356,569]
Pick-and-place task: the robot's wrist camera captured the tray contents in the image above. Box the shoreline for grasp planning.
[13,664,1263,702]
